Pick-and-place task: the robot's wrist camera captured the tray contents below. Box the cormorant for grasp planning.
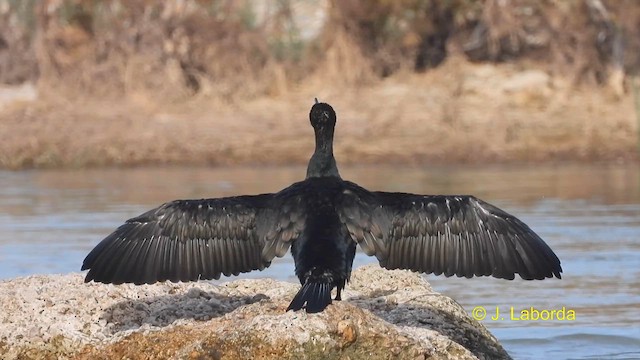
[82,100,562,313]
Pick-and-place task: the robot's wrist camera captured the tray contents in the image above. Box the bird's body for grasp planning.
[82,101,562,313]
[286,177,356,311]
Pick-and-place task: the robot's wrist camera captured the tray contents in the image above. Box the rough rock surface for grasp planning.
[0,265,510,359]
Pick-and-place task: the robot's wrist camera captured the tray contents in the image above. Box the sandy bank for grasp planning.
[1,61,637,169]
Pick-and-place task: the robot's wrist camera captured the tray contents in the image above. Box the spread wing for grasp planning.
[82,193,305,285]
[338,183,562,280]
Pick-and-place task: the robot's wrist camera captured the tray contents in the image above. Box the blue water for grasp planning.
[1,164,639,359]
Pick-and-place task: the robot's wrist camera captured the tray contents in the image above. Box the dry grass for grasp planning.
[1,56,637,169]
[3,1,640,98]
[0,1,638,169]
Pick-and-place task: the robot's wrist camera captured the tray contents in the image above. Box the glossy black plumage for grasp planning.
[82,100,562,313]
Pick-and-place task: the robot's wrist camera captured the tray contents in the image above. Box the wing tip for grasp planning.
[515,263,562,280]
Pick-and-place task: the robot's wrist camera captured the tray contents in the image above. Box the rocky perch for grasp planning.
[0,265,510,359]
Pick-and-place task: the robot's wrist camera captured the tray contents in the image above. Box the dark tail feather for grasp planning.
[287,282,332,313]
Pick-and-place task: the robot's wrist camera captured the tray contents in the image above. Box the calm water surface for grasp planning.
[1,164,639,360]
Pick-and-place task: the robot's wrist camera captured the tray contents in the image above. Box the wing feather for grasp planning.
[82,191,306,284]
[337,183,562,280]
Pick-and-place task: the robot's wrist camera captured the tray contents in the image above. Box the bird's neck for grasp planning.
[306,127,340,179]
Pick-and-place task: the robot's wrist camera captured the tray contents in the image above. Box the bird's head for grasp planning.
[309,98,336,129]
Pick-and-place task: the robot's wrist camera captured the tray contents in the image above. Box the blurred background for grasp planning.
[1,1,639,359]
[0,0,639,167]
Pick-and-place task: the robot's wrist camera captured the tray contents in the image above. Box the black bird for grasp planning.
[82,100,562,313]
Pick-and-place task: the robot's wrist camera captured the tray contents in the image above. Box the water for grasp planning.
[1,164,639,359]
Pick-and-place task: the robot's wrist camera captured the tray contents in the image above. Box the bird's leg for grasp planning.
[335,278,347,300]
